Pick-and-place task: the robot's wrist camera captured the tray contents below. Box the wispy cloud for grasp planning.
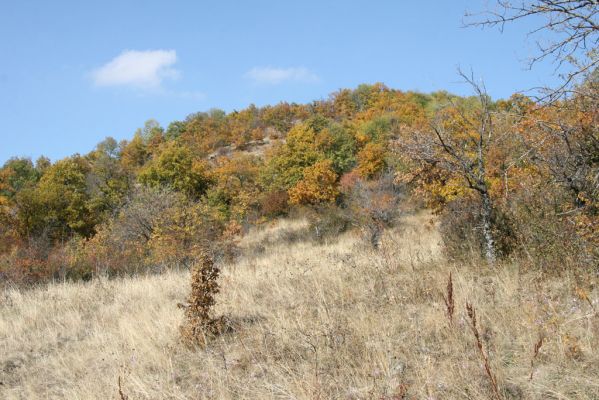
[245,66,320,85]
[91,50,179,89]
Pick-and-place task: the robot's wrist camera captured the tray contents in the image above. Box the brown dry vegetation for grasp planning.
[1,213,598,399]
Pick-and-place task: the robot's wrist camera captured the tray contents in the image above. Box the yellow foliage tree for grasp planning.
[288,159,339,205]
[356,142,386,178]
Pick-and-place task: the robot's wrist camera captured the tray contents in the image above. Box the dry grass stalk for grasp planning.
[575,287,596,313]
[443,272,455,325]
[383,383,409,399]
[117,375,128,400]
[529,333,545,381]
[466,302,501,400]
[179,251,227,348]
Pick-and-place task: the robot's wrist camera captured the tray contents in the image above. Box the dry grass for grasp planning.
[1,212,598,399]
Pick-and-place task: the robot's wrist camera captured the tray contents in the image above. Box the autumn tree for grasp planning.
[261,102,310,133]
[517,97,598,209]
[120,132,149,172]
[356,142,387,179]
[465,1,598,263]
[82,187,188,275]
[180,109,230,154]
[207,154,262,222]
[228,104,261,146]
[262,120,328,190]
[400,72,502,263]
[35,156,51,175]
[506,92,599,259]
[148,200,223,268]
[288,159,339,205]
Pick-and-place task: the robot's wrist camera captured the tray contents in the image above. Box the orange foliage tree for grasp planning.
[288,159,339,205]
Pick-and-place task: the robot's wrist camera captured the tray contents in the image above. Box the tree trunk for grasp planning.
[480,190,496,264]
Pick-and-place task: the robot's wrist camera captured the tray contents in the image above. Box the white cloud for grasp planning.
[245,66,319,85]
[91,50,179,89]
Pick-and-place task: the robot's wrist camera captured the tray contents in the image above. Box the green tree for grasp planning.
[324,124,357,174]
[0,157,41,199]
[262,116,357,190]
[138,142,213,199]
[140,119,165,154]
[21,156,98,240]
[165,120,186,140]
[86,137,130,216]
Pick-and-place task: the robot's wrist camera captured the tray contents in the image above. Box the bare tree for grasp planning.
[112,186,181,242]
[400,71,499,263]
[344,173,403,249]
[465,0,599,100]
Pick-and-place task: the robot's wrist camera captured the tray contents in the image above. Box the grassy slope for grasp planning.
[1,213,597,399]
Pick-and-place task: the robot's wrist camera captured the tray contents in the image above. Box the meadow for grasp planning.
[1,213,597,400]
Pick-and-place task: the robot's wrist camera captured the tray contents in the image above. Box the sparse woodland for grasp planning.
[0,1,598,399]
[1,78,596,281]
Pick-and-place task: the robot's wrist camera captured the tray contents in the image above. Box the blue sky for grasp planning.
[0,1,561,163]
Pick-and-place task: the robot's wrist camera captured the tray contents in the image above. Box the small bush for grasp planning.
[180,252,229,348]
[259,190,289,219]
[438,198,516,262]
[341,173,403,248]
[306,205,352,244]
[506,195,598,269]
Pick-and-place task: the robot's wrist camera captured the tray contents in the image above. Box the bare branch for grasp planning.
[465,1,599,100]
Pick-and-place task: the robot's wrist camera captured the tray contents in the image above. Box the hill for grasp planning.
[1,83,597,285]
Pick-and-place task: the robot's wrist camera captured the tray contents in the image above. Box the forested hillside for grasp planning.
[1,78,597,284]
[1,1,598,398]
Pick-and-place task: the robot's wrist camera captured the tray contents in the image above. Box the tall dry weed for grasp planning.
[442,272,455,325]
[117,376,129,400]
[466,302,502,400]
[529,333,544,381]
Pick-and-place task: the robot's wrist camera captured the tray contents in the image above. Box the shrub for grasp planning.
[180,252,229,348]
[505,188,598,269]
[341,173,403,248]
[306,205,352,244]
[438,198,517,262]
[259,190,290,218]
